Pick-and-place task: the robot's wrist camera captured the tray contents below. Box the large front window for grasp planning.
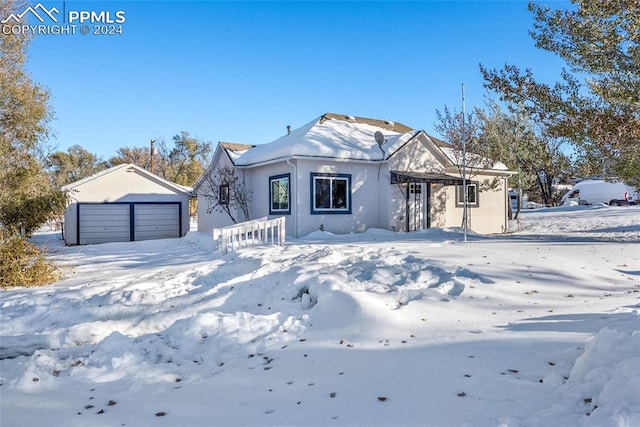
[269,174,290,214]
[311,173,351,214]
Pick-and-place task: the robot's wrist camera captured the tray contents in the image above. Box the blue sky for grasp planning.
[21,0,570,159]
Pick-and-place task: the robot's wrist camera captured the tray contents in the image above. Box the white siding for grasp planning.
[244,162,297,236]
[196,151,244,233]
[443,175,509,234]
[294,160,384,237]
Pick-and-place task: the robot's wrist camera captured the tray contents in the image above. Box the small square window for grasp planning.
[456,183,479,207]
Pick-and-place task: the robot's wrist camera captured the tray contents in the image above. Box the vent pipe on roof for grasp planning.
[287,125,291,135]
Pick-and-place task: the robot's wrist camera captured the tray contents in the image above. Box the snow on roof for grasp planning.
[231,114,419,166]
[218,142,254,163]
[439,146,510,171]
[422,134,510,172]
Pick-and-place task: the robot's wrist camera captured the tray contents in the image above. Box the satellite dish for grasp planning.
[374,131,385,146]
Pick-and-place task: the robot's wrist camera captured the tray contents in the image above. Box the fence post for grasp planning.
[278,216,285,246]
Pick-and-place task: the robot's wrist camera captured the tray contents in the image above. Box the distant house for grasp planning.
[194,113,513,237]
[62,163,191,245]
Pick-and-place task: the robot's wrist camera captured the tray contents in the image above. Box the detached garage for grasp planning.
[62,164,191,245]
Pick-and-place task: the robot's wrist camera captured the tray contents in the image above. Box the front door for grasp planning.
[408,183,426,231]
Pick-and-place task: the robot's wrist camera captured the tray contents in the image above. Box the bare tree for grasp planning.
[434,105,502,229]
[435,106,500,183]
[199,166,251,224]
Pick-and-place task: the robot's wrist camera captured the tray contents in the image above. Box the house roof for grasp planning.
[220,142,254,151]
[390,171,465,186]
[438,146,510,171]
[319,113,413,134]
[231,113,420,166]
[61,163,193,194]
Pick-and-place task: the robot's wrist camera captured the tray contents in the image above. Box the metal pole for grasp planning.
[462,84,468,242]
[150,140,155,173]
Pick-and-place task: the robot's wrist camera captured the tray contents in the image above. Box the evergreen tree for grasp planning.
[481,0,640,187]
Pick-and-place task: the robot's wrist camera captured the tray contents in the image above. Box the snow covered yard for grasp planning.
[1,205,639,426]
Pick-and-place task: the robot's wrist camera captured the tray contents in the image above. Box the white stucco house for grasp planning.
[194,113,513,237]
[62,163,191,245]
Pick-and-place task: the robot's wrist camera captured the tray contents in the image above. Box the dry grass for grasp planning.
[0,237,59,289]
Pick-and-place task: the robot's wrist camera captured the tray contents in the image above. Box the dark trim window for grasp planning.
[310,173,352,214]
[219,183,230,205]
[269,173,290,215]
[456,183,479,207]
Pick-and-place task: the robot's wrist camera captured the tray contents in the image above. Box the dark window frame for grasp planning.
[269,173,291,215]
[219,183,230,205]
[310,173,352,214]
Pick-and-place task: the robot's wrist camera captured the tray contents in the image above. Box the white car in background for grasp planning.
[561,179,638,206]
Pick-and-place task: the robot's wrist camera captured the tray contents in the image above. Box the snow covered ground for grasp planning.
[1,205,639,426]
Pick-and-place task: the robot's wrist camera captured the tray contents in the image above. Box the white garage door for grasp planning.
[134,204,180,241]
[77,202,181,245]
[78,204,131,245]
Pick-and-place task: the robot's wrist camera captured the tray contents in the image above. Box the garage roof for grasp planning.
[62,163,192,194]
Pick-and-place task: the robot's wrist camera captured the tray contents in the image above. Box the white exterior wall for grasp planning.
[389,137,447,174]
[430,184,448,228]
[241,159,386,238]
[196,152,238,233]
[196,134,511,237]
[443,174,509,234]
[387,136,448,232]
[294,160,385,237]
[387,181,407,232]
[64,166,190,245]
[243,162,297,236]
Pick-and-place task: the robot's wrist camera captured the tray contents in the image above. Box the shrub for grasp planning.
[0,189,67,239]
[0,237,59,289]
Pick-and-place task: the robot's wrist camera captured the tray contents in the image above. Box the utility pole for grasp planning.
[150,139,155,173]
[461,84,468,242]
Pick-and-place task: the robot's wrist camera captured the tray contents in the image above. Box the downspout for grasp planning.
[504,176,509,232]
[286,158,298,238]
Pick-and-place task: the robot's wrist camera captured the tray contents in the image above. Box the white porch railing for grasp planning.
[213,216,286,254]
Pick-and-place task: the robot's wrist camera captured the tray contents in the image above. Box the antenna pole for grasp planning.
[150,139,155,173]
[462,84,468,242]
